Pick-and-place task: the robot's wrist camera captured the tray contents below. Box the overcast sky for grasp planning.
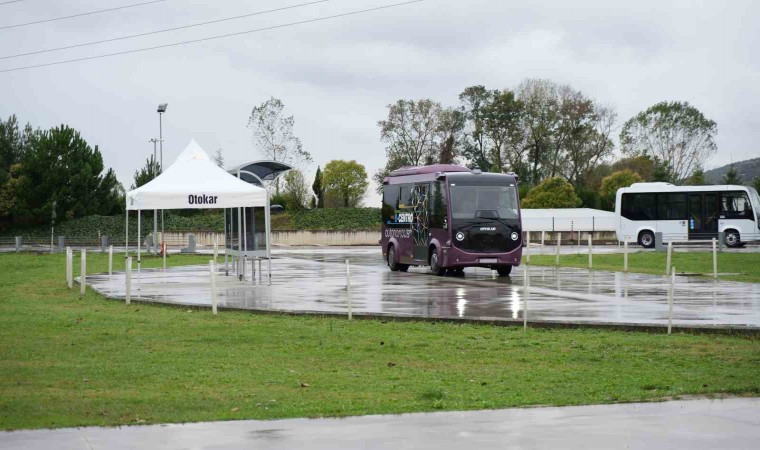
[1,0,758,205]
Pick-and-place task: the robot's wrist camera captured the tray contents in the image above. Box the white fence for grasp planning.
[522,208,616,232]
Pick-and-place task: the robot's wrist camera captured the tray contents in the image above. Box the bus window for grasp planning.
[657,193,688,220]
[722,191,753,219]
[398,185,412,209]
[621,193,656,221]
[382,185,400,224]
[430,181,448,229]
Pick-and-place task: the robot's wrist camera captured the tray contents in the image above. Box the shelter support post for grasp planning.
[80,248,86,297]
[224,210,228,274]
[137,210,141,288]
[125,257,132,305]
[266,195,272,285]
[210,260,218,315]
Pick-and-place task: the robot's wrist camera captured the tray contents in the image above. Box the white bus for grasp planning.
[615,182,760,248]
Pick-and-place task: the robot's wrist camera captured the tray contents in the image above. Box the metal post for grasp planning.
[125,257,132,305]
[66,247,73,288]
[213,242,218,263]
[555,233,561,266]
[125,211,129,258]
[523,266,529,331]
[15,236,21,253]
[80,248,86,297]
[346,258,352,320]
[223,210,228,274]
[137,210,141,288]
[624,241,629,272]
[667,268,675,335]
[718,232,725,253]
[666,242,672,275]
[159,111,164,260]
[588,235,593,270]
[108,245,113,276]
[540,231,545,250]
[712,238,718,279]
[525,232,530,264]
[210,260,217,315]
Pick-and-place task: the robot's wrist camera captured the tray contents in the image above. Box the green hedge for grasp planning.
[288,208,381,231]
[2,208,381,238]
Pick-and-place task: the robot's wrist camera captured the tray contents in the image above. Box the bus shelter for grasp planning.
[125,140,271,282]
[223,160,291,280]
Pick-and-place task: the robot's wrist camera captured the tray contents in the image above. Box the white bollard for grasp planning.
[666,241,672,275]
[80,248,86,297]
[712,238,718,279]
[555,233,561,266]
[108,245,113,276]
[346,258,352,320]
[525,232,530,264]
[125,257,132,305]
[588,235,593,270]
[162,242,166,271]
[66,247,73,289]
[210,260,217,315]
[667,267,675,335]
[213,242,218,263]
[540,231,545,250]
[523,267,529,331]
[623,241,629,272]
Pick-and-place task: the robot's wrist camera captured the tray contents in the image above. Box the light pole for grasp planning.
[149,138,162,255]
[157,103,168,253]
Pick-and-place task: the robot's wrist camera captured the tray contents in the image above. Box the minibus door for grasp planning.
[412,183,430,262]
[688,193,718,240]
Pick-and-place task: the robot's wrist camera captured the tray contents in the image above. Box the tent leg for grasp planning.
[125,210,129,258]
[237,207,243,281]
[265,194,272,285]
[224,209,228,275]
[137,210,141,289]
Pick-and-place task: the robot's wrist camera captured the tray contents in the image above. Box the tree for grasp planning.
[322,160,369,208]
[686,166,706,185]
[374,99,442,189]
[482,89,523,173]
[517,78,560,185]
[752,176,760,192]
[600,170,643,210]
[611,155,656,181]
[248,97,312,193]
[131,155,161,189]
[282,169,309,210]
[521,177,582,208]
[553,86,616,189]
[10,125,121,224]
[436,107,465,165]
[459,86,495,170]
[311,165,324,208]
[620,101,717,184]
[213,148,224,168]
[722,165,741,185]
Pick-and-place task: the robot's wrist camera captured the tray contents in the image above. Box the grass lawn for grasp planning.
[527,250,760,283]
[1,252,759,430]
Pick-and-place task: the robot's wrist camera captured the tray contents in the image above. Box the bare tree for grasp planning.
[620,101,717,184]
[213,148,224,168]
[248,97,312,193]
[374,99,442,188]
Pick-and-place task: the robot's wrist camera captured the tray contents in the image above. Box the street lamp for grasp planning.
[157,103,168,254]
[149,138,163,255]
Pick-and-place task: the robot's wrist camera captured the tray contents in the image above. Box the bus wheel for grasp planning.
[638,230,655,248]
[496,265,512,276]
[429,250,446,276]
[725,230,741,248]
[388,245,400,272]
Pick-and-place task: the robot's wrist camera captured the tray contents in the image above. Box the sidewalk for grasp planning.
[2,398,758,450]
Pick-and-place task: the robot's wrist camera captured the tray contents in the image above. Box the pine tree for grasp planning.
[722,165,741,185]
[311,166,324,208]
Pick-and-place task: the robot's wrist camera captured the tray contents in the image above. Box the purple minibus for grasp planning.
[381,164,523,276]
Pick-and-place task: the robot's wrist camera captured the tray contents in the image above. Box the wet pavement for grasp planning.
[2,398,758,449]
[84,247,760,330]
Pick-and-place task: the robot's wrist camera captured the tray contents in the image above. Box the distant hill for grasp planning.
[704,157,760,184]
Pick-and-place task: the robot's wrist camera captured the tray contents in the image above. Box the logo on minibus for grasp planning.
[395,212,413,223]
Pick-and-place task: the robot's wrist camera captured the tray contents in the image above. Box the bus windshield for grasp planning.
[450,184,519,220]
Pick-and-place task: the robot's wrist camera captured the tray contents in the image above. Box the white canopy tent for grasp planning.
[125,139,271,282]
